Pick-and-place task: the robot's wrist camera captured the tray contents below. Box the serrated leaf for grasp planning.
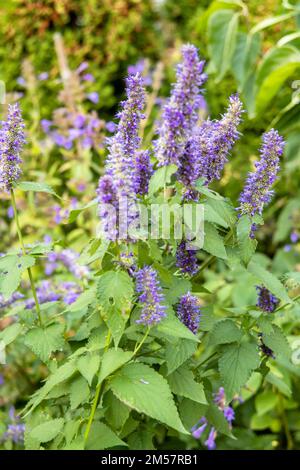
[165,340,197,374]
[248,261,291,303]
[97,271,134,347]
[148,164,177,196]
[203,222,227,259]
[98,348,133,384]
[30,418,64,443]
[85,422,126,450]
[70,376,90,410]
[109,362,188,434]
[0,323,23,345]
[205,198,236,228]
[262,325,291,360]
[77,353,100,385]
[24,323,65,362]
[23,361,77,414]
[237,215,257,265]
[0,254,35,299]
[156,310,199,342]
[167,366,207,404]
[210,319,243,346]
[104,391,130,432]
[17,181,60,198]
[219,341,260,399]
[97,271,134,313]
[163,276,191,304]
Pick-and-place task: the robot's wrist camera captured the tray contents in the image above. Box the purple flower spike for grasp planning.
[256,285,279,313]
[135,266,167,326]
[197,94,243,184]
[191,417,208,439]
[176,240,199,276]
[239,129,284,217]
[98,73,145,239]
[155,44,207,166]
[97,175,118,240]
[205,427,217,450]
[0,103,26,191]
[224,406,235,424]
[176,292,201,334]
[133,150,153,196]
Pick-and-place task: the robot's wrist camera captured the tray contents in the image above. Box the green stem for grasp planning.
[275,293,300,313]
[10,189,43,326]
[83,330,112,446]
[83,327,150,447]
[133,327,150,355]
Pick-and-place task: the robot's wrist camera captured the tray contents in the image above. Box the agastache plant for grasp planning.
[135,266,167,326]
[176,292,201,333]
[1,43,295,453]
[155,44,207,166]
[97,73,146,239]
[0,103,42,325]
[0,103,25,191]
[239,129,284,217]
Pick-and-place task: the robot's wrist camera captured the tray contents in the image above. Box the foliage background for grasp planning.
[0,0,300,451]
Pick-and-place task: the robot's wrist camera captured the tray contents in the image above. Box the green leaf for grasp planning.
[24,323,65,362]
[205,196,237,228]
[0,323,23,346]
[203,222,227,259]
[109,362,188,434]
[232,32,261,90]
[167,366,207,404]
[104,391,130,432]
[219,341,260,399]
[206,404,233,437]
[210,319,243,346]
[255,45,300,115]
[68,198,97,223]
[97,270,134,314]
[248,261,291,303]
[237,215,257,265]
[127,431,155,450]
[77,353,100,385]
[204,202,229,228]
[98,348,133,384]
[262,325,291,360]
[163,276,191,304]
[97,271,134,346]
[30,418,64,443]
[24,361,77,414]
[17,181,60,198]
[250,12,297,34]
[148,164,177,196]
[0,254,35,299]
[255,390,278,416]
[208,10,240,81]
[85,422,126,450]
[165,339,197,374]
[156,309,199,342]
[69,376,90,410]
